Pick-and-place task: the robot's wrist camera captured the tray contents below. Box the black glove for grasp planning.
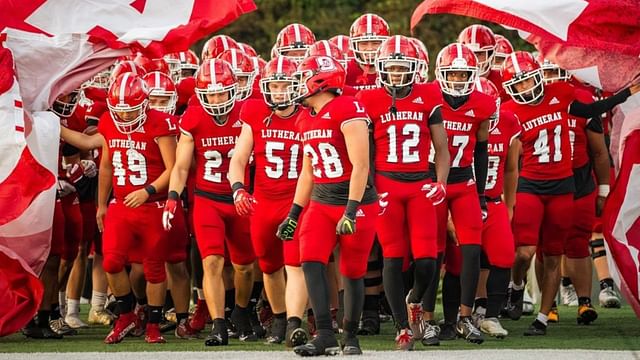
[336,200,359,235]
[479,194,488,223]
[276,203,303,241]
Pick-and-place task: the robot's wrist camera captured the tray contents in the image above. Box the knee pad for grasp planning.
[590,238,607,259]
[258,258,282,275]
[143,259,167,284]
[102,254,125,274]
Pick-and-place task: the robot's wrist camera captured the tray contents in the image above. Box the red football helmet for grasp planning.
[540,59,570,84]
[501,51,544,104]
[109,61,146,87]
[142,71,177,115]
[238,42,258,58]
[85,66,113,90]
[260,56,298,109]
[133,54,170,75]
[292,55,345,102]
[218,49,256,100]
[435,43,479,97]
[408,37,429,83]
[52,89,80,118]
[107,73,149,134]
[458,25,496,76]
[201,35,240,61]
[493,34,514,70]
[474,77,501,131]
[375,35,419,88]
[329,35,355,61]
[275,24,316,64]
[194,59,238,116]
[349,13,390,65]
[307,40,347,69]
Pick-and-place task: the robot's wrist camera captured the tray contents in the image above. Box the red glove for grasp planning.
[66,163,84,184]
[233,188,256,216]
[421,182,446,206]
[162,191,179,231]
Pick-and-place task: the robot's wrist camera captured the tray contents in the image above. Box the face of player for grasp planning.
[114,109,141,122]
[148,95,171,112]
[284,49,307,58]
[513,77,536,93]
[268,81,291,104]
[358,40,382,53]
[446,71,471,90]
[494,56,506,68]
[181,68,195,79]
[205,91,230,105]
[56,92,78,105]
[385,64,411,87]
[237,75,249,88]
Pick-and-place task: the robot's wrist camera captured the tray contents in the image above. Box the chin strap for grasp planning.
[389,87,397,115]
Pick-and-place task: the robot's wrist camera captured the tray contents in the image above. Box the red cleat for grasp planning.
[189,299,210,332]
[104,312,137,344]
[145,323,166,344]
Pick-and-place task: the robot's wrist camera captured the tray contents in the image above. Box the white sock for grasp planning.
[91,291,107,311]
[510,281,525,291]
[67,299,80,316]
[536,312,548,326]
[197,288,205,300]
[58,291,67,316]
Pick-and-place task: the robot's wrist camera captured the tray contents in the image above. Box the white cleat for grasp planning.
[480,317,508,339]
[65,313,89,329]
[599,287,621,308]
[560,284,579,307]
[88,307,115,326]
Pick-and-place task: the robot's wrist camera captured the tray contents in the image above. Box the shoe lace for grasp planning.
[408,304,422,324]
[424,322,438,338]
[462,318,479,335]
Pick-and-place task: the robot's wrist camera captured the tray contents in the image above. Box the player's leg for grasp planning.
[590,232,621,307]
[65,200,92,329]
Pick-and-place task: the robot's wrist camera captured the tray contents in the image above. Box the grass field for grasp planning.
[1,305,638,353]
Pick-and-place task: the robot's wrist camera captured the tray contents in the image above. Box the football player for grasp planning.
[347,13,389,90]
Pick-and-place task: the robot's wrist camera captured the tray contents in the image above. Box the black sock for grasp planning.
[422,252,444,312]
[561,277,572,287]
[533,319,546,329]
[600,278,615,290]
[225,289,235,320]
[136,296,148,306]
[37,310,51,327]
[474,298,487,310]
[116,293,134,314]
[552,300,558,308]
[302,262,332,331]
[343,276,365,329]
[249,281,263,311]
[363,295,378,313]
[176,312,189,324]
[442,272,461,324]
[164,290,174,312]
[382,258,408,328]
[148,305,163,324]
[578,297,592,306]
[409,258,436,303]
[287,316,302,329]
[274,311,286,320]
[486,266,510,318]
[460,245,481,308]
[50,304,61,321]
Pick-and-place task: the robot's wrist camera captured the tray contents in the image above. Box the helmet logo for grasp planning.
[452,58,468,67]
[316,56,336,71]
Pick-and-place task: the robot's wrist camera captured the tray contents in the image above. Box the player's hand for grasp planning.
[163,198,178,231]
[596,195,606,217]
[479,195,488,222]
[378,192,389,216]
[421,182,446,205]
[276,217,297,241]
[336,214,356,235]
[66,163,84,184]
[96,205,107,233]
[233,188,257,216]
[57,179,76,198]
[123,189,149,208]
[80,159,97,178]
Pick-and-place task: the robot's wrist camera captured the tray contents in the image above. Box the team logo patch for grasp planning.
[232,120,243,127]
[549,97,560,105]
[412,96,424,104]
[464,109,475,117]
[356,209,365,217]
[321,112,331,119]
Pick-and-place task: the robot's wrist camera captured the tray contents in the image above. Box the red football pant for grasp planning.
[565,191,595,259]
[436,181,483,252]
[79,201,97,254]
[192,195,255,265]
[50,200,64,257]
[375,175,437,260]
[481,200,515,268]
[513,192,574,256]
[102,200,168,284]
[54,195,83,261]
[298,201,378,279]
[251,195,301,274]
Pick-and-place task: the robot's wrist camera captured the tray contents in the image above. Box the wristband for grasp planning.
[145,185,157,195]
[288,203,303,221]
[168,190,180,200]
[345,200,360,219]
[231,182,245,193]
[598,185,610,197]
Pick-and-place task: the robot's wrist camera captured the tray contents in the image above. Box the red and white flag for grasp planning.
[603,130,640,317]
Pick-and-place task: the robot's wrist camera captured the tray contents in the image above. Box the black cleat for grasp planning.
[231,307,257,342]
[577,304,598,325]
[265,316,287,344]
[523,320,547,336]
[22,320,63,340]
[356,311,380,335]
[506,288,524,321]
[341,336,363,355]
[204,321,229,346]
[294,334,340,357]
[286,325,308,348]
[438,322,457,341]
[456,317,484,344]
[421,320,440,346]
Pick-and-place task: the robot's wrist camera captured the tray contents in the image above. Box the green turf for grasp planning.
[1,305,638,352]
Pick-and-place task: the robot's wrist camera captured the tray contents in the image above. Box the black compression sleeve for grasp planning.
[428,106,443,126]
[474,140,489,195]
[569,88,631,119]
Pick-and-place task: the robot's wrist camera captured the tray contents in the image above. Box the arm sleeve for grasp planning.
[586,116,604,134]
[474,140,488,195]
[428,106,443,126]
[569,88,631,119]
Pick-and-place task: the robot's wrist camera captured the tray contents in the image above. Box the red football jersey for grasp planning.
[345,59,378,91]
[485,110,522,198]
[485,69,510,103]
[176,77,196,114]
[356,83,441,173]
[98,109,178,202]
[568,87,595,168]
[296,96,369,184]
[439,86,497,168]
[240,99,302,200]
[502,81,576,180]
[179,102,245,195]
